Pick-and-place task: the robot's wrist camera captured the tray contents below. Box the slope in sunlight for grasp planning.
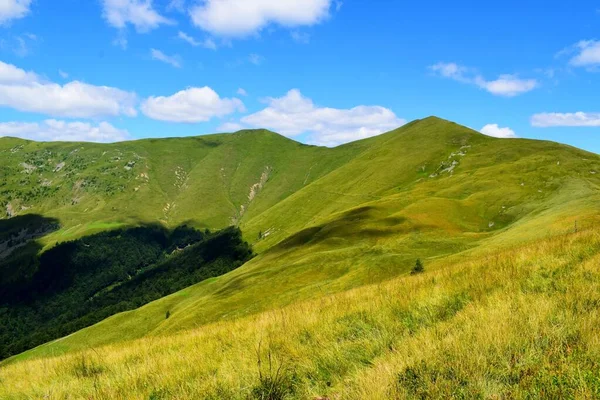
[3,224,599,399]
[0,129,366,247]
[5,117,599,364]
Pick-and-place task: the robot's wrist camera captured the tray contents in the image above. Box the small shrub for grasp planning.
[411,259,425,275]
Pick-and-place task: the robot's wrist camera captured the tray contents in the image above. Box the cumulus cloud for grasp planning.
[190,0,332,37]
[102,0,173,32]
[531,112,600,127]
[568,40,600,68]
[177,31,216,50]
[474,75,537,97]
[236,88,248,96]
[0,0,31,25]
[150,48,181,68]
[0,60,137,118]
[0,120,130,142]
[429,62,538,97]
[0,60,37,83]
[240,89,405,146]
[480,124,517,138]
[141,86,245,123]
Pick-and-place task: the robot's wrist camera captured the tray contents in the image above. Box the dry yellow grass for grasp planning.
[2,228,599,399]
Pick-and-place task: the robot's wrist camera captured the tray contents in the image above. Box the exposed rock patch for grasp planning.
[232,166,272,224]
[53,162,66,172]
[429,147,468,178]
[6,203,15,218]
[20,163,37,174]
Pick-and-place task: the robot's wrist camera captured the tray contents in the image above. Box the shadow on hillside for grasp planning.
[0,214,61,298]
[0,223,252,360]
[273,206,412,252]
[0,214,60,243]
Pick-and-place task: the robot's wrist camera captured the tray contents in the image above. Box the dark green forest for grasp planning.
[0,224,253,360]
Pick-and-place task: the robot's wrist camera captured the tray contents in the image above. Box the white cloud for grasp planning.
[0,61,137,118]
[430,62,538,97]
[240,89,405,146]
[0,60,37,83]
[102,0,173,32]
[0,0,31,25]
[480,124,517,138]
[178,31,198,45]
[568,40,600,68]
[150,48,181,68]
[236,88,248,96]
[141,86,245,123]
[218,122,245,131]
[0,120,130,142]
[531,112,600,127]
[177,31,217,50]
[190,0,332,37]
[474,75,538,97]
[58,69,69,79]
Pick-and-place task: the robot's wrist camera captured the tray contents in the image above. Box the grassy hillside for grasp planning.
[0,129,365,246]
[4,117,600,366]
[2,117,600,400]
[2,226,599,399]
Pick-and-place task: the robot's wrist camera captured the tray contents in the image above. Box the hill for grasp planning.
[1,117,600,397]
[2,223,599,399]
[0,129,365,245]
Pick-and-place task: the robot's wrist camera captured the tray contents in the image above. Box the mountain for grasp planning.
[0,128,365,244]
[1,117,600,398]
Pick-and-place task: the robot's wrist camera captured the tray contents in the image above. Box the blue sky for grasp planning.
[0,1,599,151]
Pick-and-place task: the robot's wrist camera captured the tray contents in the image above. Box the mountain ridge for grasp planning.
[3,117,599,364]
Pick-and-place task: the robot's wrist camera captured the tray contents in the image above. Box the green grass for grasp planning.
[1,117,600,390]
[1,227,599,399]
[0,128,365,245]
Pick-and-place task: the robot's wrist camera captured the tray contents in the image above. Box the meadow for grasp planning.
[1,225,599,399]
[2,117,600,398]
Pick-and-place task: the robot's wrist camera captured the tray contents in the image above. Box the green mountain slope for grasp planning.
[4,116,599,363]
[0,129,366,245]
